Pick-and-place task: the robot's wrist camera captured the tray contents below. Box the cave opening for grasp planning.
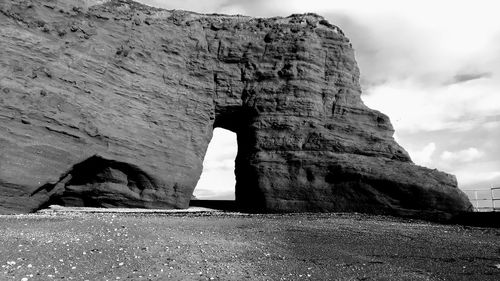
[190,128,238,211]
[31,155,165,211]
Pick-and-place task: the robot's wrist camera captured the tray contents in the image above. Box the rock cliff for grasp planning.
[0,0,472,217]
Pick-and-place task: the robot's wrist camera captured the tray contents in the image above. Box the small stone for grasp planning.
[57,28,67,37]
[72,6,83,13]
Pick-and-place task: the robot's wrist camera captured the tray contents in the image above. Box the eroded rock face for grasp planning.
[0,0,472,216]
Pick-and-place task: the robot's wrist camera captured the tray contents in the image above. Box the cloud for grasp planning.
[362,78,500,133]
[440,148,484,163]
[136,0,227,13]
[399,126,500,189]
[453,169,500,188]
[194,128,237,199]
[482,119,500,131]
[408,142,436,166]
[215,0,279,16]
[449,72,492,85]
[202,158,234,172]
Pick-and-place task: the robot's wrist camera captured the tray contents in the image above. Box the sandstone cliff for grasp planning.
[0,0,472,217]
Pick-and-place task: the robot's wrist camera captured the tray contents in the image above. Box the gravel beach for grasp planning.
[0,208,499,280]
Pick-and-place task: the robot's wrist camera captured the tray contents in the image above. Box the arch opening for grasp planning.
[190,128,238,210]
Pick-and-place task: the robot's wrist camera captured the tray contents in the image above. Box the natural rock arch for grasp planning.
[0,0,472,217]
[192,128,237,201]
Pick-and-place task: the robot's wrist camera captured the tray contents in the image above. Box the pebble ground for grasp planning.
[0,210,499,280]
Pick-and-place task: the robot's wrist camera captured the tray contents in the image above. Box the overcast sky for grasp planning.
[136,0,500,199]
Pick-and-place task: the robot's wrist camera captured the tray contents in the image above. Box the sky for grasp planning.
[135,0,500,199]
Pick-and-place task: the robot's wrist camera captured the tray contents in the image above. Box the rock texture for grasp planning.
[0,0,472,216]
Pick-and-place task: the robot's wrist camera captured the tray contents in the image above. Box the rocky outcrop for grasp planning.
[0,0,472,217]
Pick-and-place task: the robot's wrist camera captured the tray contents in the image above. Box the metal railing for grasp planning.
[463,187,500,212]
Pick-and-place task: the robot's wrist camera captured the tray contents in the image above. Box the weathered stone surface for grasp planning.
[0,0,472,216]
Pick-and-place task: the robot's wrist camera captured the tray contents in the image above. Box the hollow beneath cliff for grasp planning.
[31,156,168,210]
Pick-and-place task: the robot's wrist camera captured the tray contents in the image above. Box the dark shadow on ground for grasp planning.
[450,212,500,228]
[188,200,500,228]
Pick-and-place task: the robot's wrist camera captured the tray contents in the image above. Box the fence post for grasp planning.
[475,190,479,211]
[492,186,495,211]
